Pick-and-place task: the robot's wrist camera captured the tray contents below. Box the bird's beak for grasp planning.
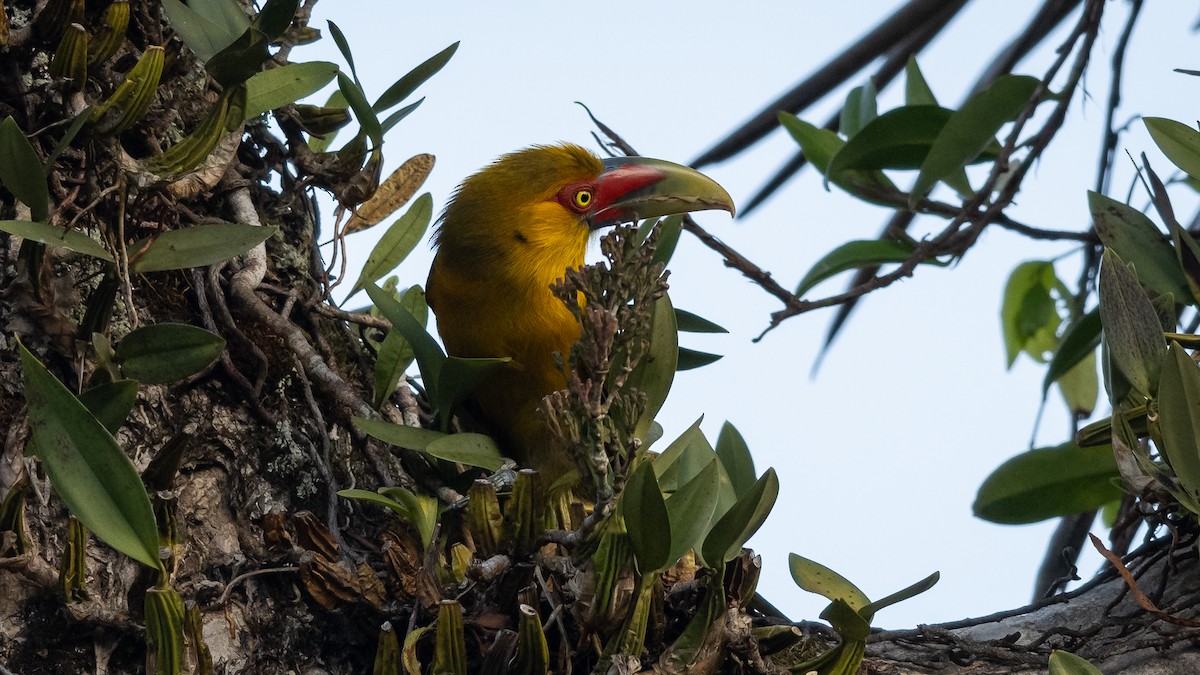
[587,156,735,230]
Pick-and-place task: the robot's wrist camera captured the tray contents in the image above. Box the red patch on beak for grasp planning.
[590,163,666,223]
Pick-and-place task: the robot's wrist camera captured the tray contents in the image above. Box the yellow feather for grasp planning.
[427,144,602,480]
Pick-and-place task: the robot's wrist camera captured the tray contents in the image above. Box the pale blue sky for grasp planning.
[304,2,1197,626]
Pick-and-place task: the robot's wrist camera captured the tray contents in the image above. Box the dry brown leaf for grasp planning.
[345,153,435,233]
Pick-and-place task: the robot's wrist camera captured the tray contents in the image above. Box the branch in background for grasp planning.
[691,0,968,169]
[818,0,1085,361]
[740,0,967,216]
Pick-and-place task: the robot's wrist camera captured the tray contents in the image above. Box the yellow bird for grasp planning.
[427,144,733,481]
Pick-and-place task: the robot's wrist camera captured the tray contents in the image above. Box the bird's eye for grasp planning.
[573,189,593,209]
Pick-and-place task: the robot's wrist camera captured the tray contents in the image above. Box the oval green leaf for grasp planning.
[623,461,671,573]
[1089,191,1190,300]
[1098,249,1166,397]
[114,323,225,384]
[829,105,956,174]
[373,42,459,112]
[677,347,722,371]
[911,75,1040,204]
[626,295,678,441]
[435,356,511,431]
[130,223,277,273]
[715,421,756,498]
[354,416,446,450]
[1145,117,1200,182]
[349,193,433,298]
[0,220,114,262]
[973,441,1121,524]
[788,552,870,611]
[1048,650,1104,675]
[425,433,505,472]
[674,308,727,334]
[1154,341,1200,502]
[244,61,338,119]
[839,81,877,139]
[1042,309,1102,396]
[373,285,426,409]
[19,341,161,569]
[77,380,139,434]
[663,459,720,567]
[365,281,445,402]
[0,118,50,221]
[701,468,778,566]
[796,239,947,297]
[1000,261,1063,367]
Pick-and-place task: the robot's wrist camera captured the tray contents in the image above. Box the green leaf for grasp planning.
[1167,213,1200,306]
[904,57,937,106]
[114,323,225,384]
[373,42,459,112]
[796,239,948,297]
[77,380,139,434]
[652,418,711,492]
[338,488,438,549]
[19,341,161,569]
[911,75,1041,204]
[244,61,338,119]
[379,98,424,134]
[1089,191,1191,299]
[1043,309,1102,396]
[1154,342,1200,502]
[364,281,445,404]
[424,433,505,472]
[626,295,678,442]
[1098,249,1166,398]
[337,71,382,147]
[650,214,684,267]
[373,285,426,409]
[623,461,671,573]
[778,112,900,206]
[1057,350,1099,417]
[701,468,778,565]
[129,223,276,273]
[160,0,244,61]
[973,442,1122,524]
[829,105,959,173]
[674,308,727,334]
[1000,261,1063,367]
[204,26,270,88]
[1145,117,1200,181]
[0,220,113,262]
[788,553,870,611]
[860,571,939,619]
[715,422,756,498]
[326,21,357,81]
[662,459,720,568]
[45,107,92,174]
[252,0,298,40]
[349,193,433,298]
[435,356,511,431]
[840,81,877,138]
[354,416,446,450]
[677,347,722,371]
[1048,650,1104,675]
[0,118,50,221]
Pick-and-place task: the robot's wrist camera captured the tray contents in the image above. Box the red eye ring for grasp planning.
[556,181,597,213]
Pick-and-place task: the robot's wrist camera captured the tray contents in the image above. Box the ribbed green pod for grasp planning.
[0,475,30,554]
[183,601,214,675]
[513,604,549,675]
[49,23,88,91]
[145,584,185,675]
[33,0,82,41]
[88,45,164,135]
[146,83,246,176]
[432,600,466,675]
[371,621,400,675]
[508,469,544,556]
[466,479,502,556]
[59,515,88,601]
[88,0,130,67]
